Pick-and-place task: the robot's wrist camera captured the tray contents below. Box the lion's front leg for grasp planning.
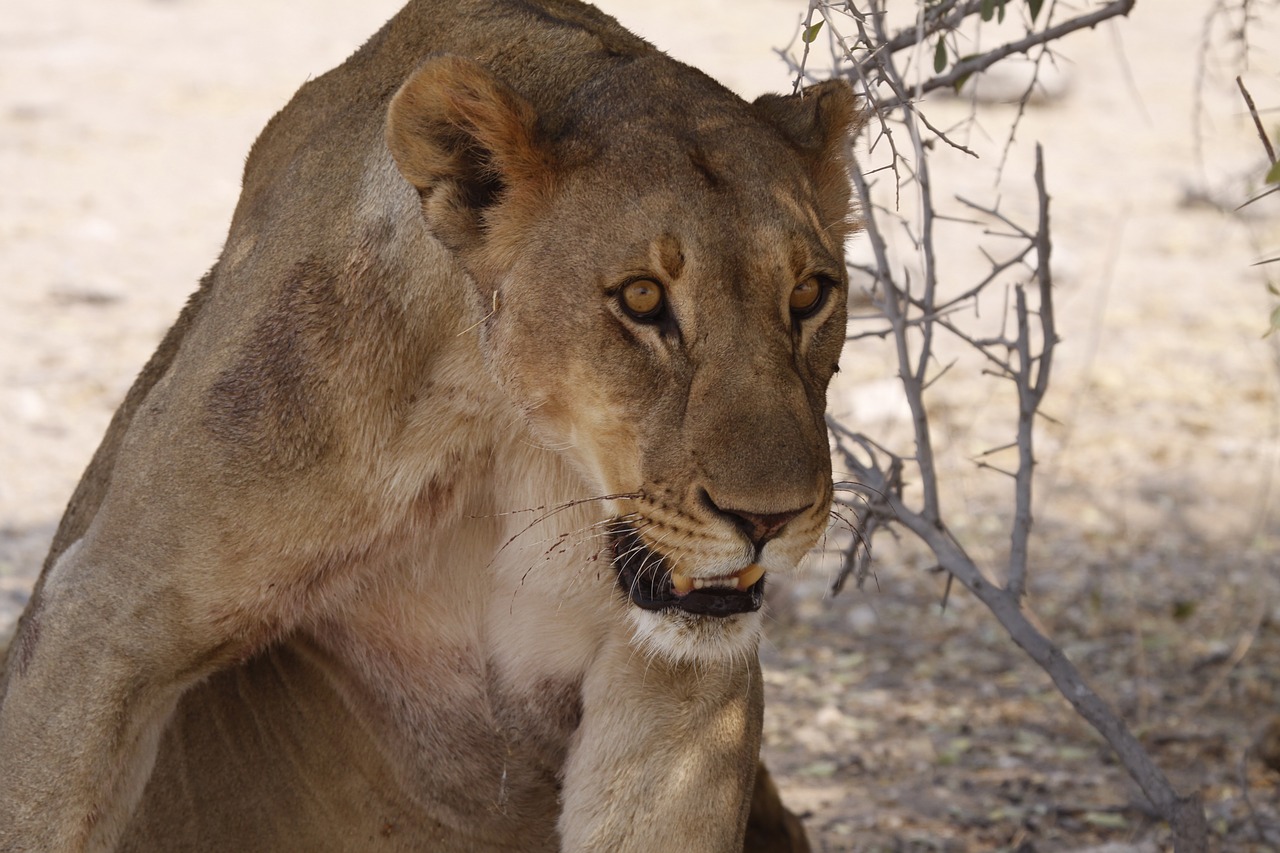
[558,634,764,853]
[0,528,240,851]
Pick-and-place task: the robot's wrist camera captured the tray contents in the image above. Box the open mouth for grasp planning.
[610,521,765,617]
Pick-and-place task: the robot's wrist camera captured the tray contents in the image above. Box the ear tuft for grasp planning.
[753,80,867,238]
[386,56,552,252]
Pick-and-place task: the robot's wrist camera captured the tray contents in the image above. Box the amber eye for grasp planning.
[620,279,665,320]
[790,278,826,317]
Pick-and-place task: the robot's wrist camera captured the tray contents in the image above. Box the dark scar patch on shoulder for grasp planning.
[204,244,424,474]
[205,258,341,472]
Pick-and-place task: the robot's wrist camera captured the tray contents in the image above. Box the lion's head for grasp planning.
[387,55,861,664]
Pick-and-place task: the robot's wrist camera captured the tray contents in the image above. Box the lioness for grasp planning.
[0,0,861,849]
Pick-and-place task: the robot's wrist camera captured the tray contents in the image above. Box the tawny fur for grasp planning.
[0,1,862,850]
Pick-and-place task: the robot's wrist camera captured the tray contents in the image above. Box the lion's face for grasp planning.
[485,169,846,662]
[387,57,861,663]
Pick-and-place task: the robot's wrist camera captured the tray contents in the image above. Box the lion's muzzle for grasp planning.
[609,521,765,617]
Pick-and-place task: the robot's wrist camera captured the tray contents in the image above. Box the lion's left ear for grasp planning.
[386,56,554,255]
[752,80,866,238]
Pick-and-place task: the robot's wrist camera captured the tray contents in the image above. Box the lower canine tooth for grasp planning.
[736,564,765,591]
[672,566,765,594]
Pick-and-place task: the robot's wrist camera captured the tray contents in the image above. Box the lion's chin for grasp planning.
[626,607,764,667]
[609,519,769,664]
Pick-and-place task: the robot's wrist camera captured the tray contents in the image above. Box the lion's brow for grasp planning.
[686,145,724,189]
[653,232,685,279]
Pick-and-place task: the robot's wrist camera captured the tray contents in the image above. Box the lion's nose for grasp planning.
[731,509,801,547]
[701,491,807,549]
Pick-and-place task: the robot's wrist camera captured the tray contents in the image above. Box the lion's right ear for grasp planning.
[386,57,553,253]
[752,80,866,240]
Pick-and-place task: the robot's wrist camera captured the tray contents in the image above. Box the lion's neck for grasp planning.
[321,342,616,679]
[310,408,609,818]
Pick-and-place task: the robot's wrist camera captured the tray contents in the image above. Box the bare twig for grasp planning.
[819,2,1206,849]
[838,146,1206,853]
[1189,597,1267,715]
[831,450,1208,850]
[828,421,902,594]
[1235,75,1277,163]
[791,0,821,95]
[1007,146,1057,599]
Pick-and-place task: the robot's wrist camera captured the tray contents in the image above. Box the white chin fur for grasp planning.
[626,607,763,668]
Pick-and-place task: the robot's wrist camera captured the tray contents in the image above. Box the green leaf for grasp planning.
[1027,0,1045,22]
[981,0,995,21]
[951,54,980,93]
[1266,159,1280,184]
[934,37,948,74]
[998,0,1008,23]
[802,21,823,44]
[1270,304,1280,335]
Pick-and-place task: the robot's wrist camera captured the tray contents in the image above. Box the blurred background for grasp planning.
[2,1,1279,849]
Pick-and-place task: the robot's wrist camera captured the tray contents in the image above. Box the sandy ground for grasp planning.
[3,0,1280,850]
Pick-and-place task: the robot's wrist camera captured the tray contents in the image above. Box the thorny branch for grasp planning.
[1196,6,1280,316]
[902,0,1136,106]
[833,150,1207,848]
[808,2,1211,849]
[787,0,1136,110]
[1236,76,1277,166]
